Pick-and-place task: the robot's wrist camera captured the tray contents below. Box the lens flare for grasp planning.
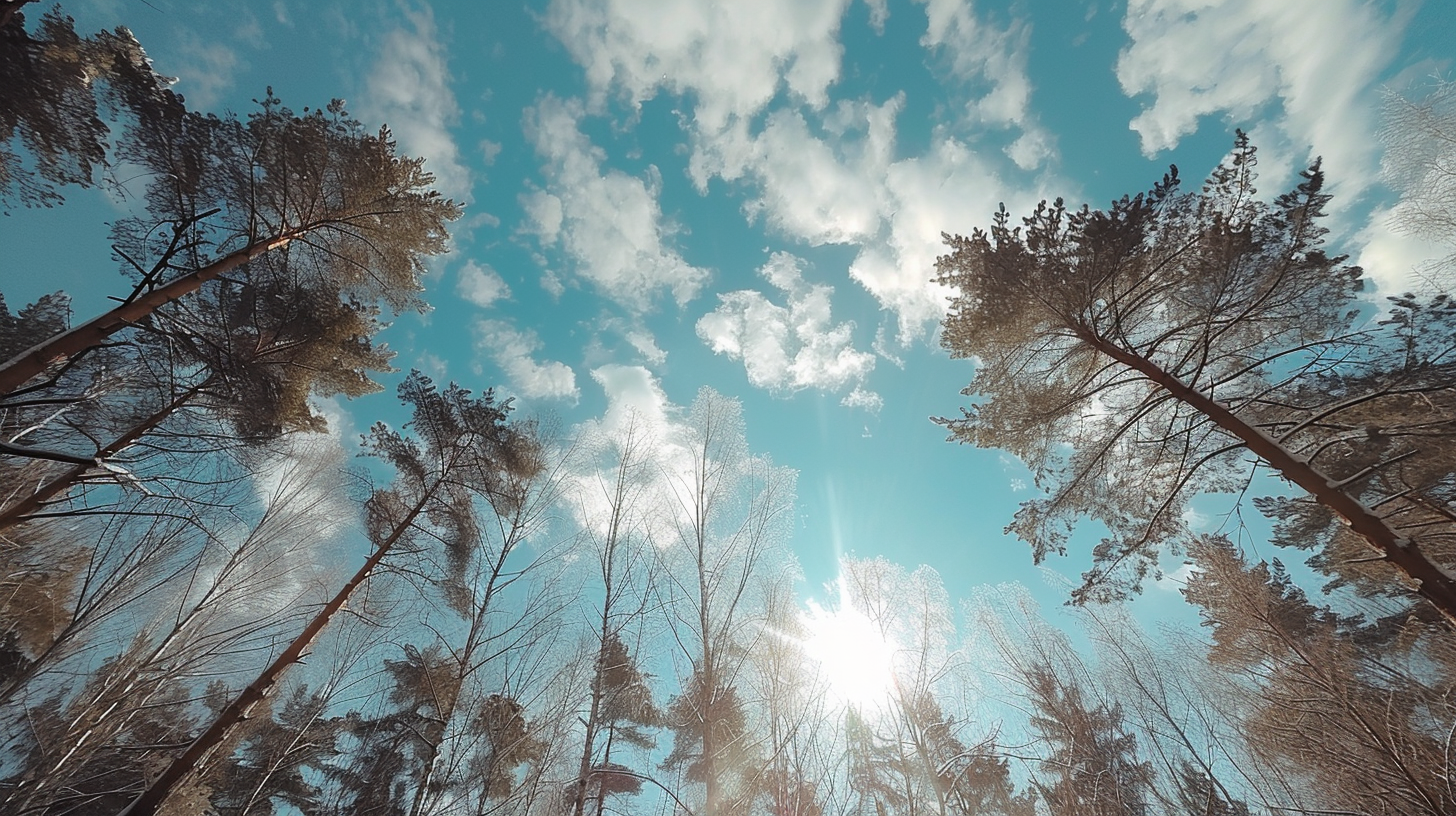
[800,592,898,709]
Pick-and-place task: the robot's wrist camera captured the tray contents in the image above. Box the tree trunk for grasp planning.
[0,381,207,530]
[0,234,291,398]
[1078,328,1456,625]
[116,489,430,816]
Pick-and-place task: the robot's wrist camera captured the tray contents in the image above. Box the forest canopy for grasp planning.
[2,4,1455,816]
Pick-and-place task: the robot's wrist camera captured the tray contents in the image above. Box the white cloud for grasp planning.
[475,318,579,401]
[415,351,448,381]
[361,8,471,202]
[697,252,876,395]
[540,270,566,299]
[589,364,671,435]
[524,95,709,310]
[545,0,853,138]
[693,96,901,244]
[914,0,1053,169]
[854,133,1042,343]
[1356,203,1452,296]
[1156,562,1196,593]
[841,386,883,413]
[173,34,241,110]
[625,329,668,366]
[543,0,1056,345]
[865,0,890,33]
[456,260,511,308]
[1116,0,1408,198]
[520,189,564,244]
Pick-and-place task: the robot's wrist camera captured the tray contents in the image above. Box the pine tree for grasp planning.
[936,133,1456,618]
[117,372,534,816]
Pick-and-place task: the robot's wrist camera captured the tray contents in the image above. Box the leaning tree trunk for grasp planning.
[116,489,431,816]
[1078,328,1456,625]
[0,234,292,397]
[0,380,208,530]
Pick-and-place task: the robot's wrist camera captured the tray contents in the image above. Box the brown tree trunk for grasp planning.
[0,234,291,398]
[0,381,207,530]
[116,489,430,816]
[1078,328,1456,625]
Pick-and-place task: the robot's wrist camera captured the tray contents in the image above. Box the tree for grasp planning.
[0,432,355,815]
[203,683,346,816]
[1381,78,1456,287]
[0,6,161,209]
[567,414,663,816]
[117,372,535,816]
[657,388,796,816]
[935,133,1456,618]
[748,576,838,816]
[394,417,572,816]
[0,86,458,398]
[1023,662,1155,816]
[1184,536,1456,815]
[834,558,1024,816]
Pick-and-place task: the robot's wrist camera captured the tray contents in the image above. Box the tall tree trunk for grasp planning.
[0,380,207,530]
[0,234,291,397]
[116,489,431,816]
[1078,327,1456,624]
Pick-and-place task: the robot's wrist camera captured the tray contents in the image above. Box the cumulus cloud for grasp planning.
[1116,0,1407,197]
[523,95,709,310]
[693,98,1024,343]
[841,386,883,413]
[1356,203,1452,296]
[589,363,671,436]
[545,0,852,137]
[544,0,1053,344]
[625,329,667,366]
[697,252,876,397]
[692,96,900,244]
[456,260,511,308]
[857,133,1042,343]
[361,8,471,202]
[475,318,579,401]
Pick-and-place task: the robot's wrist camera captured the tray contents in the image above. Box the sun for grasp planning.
[799,592,898,710]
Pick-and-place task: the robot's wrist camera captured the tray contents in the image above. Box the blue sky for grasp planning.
[6,0,1454,624]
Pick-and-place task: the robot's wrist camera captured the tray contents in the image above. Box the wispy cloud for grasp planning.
[475,318,579,401]
[1117,0,1408,197]
[360,7,471,203]
[915,0,1055,169]
[545,0,852,137]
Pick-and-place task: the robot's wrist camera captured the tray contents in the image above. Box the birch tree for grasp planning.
[566,414,664,816]
[657,388,796,816]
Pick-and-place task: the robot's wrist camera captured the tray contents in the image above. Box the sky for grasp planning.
[5,0,1455,627]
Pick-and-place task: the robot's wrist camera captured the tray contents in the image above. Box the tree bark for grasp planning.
[116,489,430,816]
[0,234,291,398]
[1077,327,1456,625]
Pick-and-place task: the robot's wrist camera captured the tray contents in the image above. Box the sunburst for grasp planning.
[799,588,898,710]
